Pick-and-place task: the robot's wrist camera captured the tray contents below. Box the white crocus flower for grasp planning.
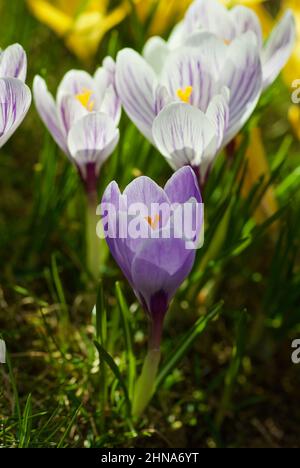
[116,30,262,181]
[0,44,31,149]
[33,57,120,193]
[143,0,296,91]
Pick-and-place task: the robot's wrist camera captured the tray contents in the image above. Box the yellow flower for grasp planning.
[133,0,192,36]
[280,0,300,88]
[240,128,278,224]
[26,0,129,61]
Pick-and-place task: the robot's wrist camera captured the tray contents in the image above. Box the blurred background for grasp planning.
[1,0,300,448]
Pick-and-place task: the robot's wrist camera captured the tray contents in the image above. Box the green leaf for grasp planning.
[115,282,136,400]
[155,301,223,389]
[94,341,131,415]
[18,394,32,448]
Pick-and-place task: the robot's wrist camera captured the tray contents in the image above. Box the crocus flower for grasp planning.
[143,0,295,91]
[116,29,261,181]
[0,44,31,149]
[33,59,120,277]
[102,166,202,416]
[33,57,120,194]
[26,0,128,62]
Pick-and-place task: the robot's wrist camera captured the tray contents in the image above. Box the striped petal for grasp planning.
[67,112,119,176]
[222,32,263,145]
[0,44,27,82]
[230,6,263,48]
[162,39,222,112]
[116,48,158,143]
[0,78,31,148]
[33,75,68,155]
[262,10,296,90]
[184,0,236,43]
[152,102,217,171]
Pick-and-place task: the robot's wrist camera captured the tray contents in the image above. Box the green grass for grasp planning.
[1,0,300,448]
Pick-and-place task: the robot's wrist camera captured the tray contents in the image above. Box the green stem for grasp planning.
[132,348,161,419]
[86,191,107,279]
[132,314,164,419]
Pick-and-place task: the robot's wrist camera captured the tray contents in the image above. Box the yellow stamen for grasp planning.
[145,214,160,230]
[177,86,193,104]
[223,39,231,45]
[76,88,95,111]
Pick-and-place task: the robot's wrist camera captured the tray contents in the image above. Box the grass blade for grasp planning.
[94,341,131,416]
[115,282,136,400]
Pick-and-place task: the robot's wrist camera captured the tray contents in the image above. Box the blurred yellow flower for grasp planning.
[288,105,300,140]
[26,0,129,61]
[241,128,278,224]
[133,0,192,36]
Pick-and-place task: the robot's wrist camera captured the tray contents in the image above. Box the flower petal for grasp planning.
[152,102,217,170]
[206,87,230,150]
[100,85,121,125]
[67,112,119,175]
[162,42,222,112]
[131,237,195,315]
[143,36,170,75]
[58,93,87,135]
[230,5,263,48]
[261,10,296,90]
[57,69,96,101]
[116,48,158,142]
[222,32,263,145]
[0,44,27,81]
[0,78,31,148]
[123,175,170,209]
[164,166,202,204]
[183,0,235,42]
[33,75,68,155]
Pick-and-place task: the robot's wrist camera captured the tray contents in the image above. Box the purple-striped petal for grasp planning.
[58,94,87,135]
[162,42,221,112]
[183,0,235,43]
[230,6,263,48]
[57,70,97,103]
[67,112,119,176]
[116,48,158,143]
[100,85,121,126]
[0,44,27,82]
[152,102,217,170]
[33,75,68,155]
[262,10,296,90]
[0,77,31,148]
[206,87,230,150]
[223,32,263,145]
[94,56,117,102]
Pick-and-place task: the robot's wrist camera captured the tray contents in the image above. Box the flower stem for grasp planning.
[86,190,107,279]
[132,348,161,419]
[132,313,164,419]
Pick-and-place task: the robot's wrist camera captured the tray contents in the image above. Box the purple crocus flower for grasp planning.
[102,166,203,349]
[0,44,31,148]
[33,57,120,193]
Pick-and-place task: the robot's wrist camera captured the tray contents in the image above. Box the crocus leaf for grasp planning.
[155,301,223,389]
[94,341,131,415]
